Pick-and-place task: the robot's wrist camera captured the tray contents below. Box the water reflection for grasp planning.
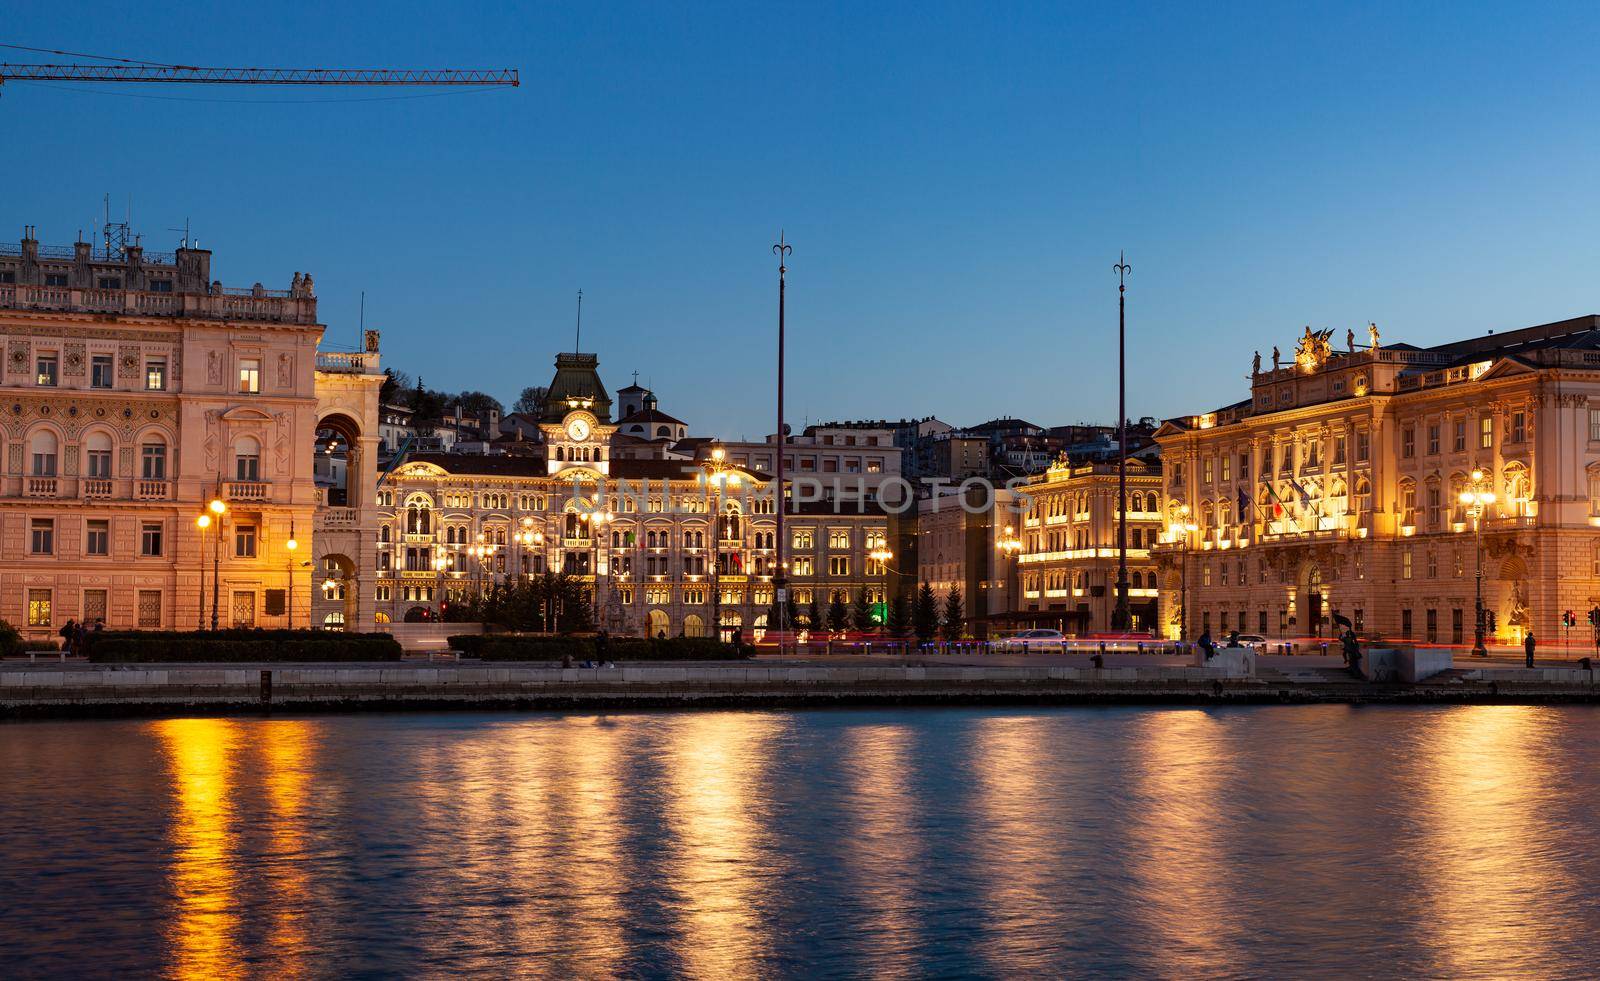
[154,718,244,979]
[1123,710,1244,975]
[1409,706,1584,977]
[256,720,316,972]
[837,723,921,977]
[966,715,1075,975]
[660,713,784,978]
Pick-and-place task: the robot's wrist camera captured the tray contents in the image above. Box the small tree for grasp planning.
[851,589,877,633]
[806,598,823,631]
[827,591,850,632]
[513,385,549,416]
[942,586,964,641]
[887,594,912,638]
[913,583,940,643]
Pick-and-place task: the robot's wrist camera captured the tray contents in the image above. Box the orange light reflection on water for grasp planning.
[154,718,244,980]
[838,723,920,978]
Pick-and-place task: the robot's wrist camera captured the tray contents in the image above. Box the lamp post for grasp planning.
[195,513,211,630]
[207,496,226,629]
[1170,505,1199,643]
[773,233,792,654]
[997,524,1022,636]
[703,445,736,641]
[514,518,547,629]
[285,522,298,629]
[1459,468,1496,657]
[432,549,449,622]
[579,509,612,630]
[1112,252,1132,630]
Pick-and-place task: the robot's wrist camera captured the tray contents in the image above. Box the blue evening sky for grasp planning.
[5,2,1599,435]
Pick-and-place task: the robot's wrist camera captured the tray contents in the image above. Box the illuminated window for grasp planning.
[145,359,167,391]
[238,358,261,393]
[27,589,51,627]
[35,353,58,387]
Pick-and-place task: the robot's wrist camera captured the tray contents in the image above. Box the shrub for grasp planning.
[449,633,745,661]
[0,619,22,658]
[86,629,403,663]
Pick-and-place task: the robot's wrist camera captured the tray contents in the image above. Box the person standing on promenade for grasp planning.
[58,619,77,656]
[1525,631,1536,668]
[1342,628,1362,679]
[1198,628,1215,660]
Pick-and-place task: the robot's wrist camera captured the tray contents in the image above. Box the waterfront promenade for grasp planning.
[3,648,1599,718]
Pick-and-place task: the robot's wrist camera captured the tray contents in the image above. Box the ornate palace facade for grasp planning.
[0,229,339,639]
[1015,457,1165,633]
[1154,316,1600,646]
[361,353,894,637]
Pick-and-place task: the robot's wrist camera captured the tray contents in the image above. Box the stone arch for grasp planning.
[683,613,707,638]
[319,552,359,631]
[1296,560,1330,638]
[648,608,670,638]
[316,412,363,507]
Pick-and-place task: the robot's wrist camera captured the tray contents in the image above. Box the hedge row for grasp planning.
[449,634,745,662]
[86,629,403,663]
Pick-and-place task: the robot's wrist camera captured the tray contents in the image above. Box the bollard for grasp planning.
[1090,653,1104,669]
[259,669,273,705]
[1137,641,1145,655]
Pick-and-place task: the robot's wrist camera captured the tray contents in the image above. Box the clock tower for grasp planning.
[542,404,615,477]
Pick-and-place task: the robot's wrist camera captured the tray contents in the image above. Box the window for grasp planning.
[36,353,58,386]
[138,590,162,628]
[145,359,167,391]
[141,441,167,480]
[1427,424,1440,456]
[1220,454,1232,482]
[1355,431,1370,462]
[98,276,122,289]
[792,528,814,550]
[1401,426,1415,458]
[1454,420,1467,452]
[238,357,261,393]
[1402,549,1413,580]
[1480,416,1493,449]
[1334,437,1346,466]
[792,556,814,576]
[148,279,173,293]
[235,524,257,558]
[1401,609,1412,639]
[141,521,164,557]
[235,436,261,481]
[1426,549,1437,579]
[232,591,256,627]
[1239,452,1251,480]
[1400,483,1417,527]
[30,431,58,476]
[1426,484,1442,529]
[31,518,54,555]
[1591,409,1600,442]
[828,529,850,549]
[86,433,113,478]
[86,519,109,556]
[1510,411,1526,444]
[829,556,850,576]
[1203,457,1213,483]
[45,273,68,287]
[27,589,51,627]
[91,354,114,388]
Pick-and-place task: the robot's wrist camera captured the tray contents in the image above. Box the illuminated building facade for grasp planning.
[1155,316,1600,646]
[1014,457,1165,634]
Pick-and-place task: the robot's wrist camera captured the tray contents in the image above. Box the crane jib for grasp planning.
[0,64,519,86]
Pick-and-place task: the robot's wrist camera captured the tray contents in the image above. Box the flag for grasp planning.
[1237,486,1250,518]
[1265,483,1285,518]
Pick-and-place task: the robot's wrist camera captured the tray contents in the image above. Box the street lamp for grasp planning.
[703,445,737,641]
[195,512,211,630]
[1459,468,1496,657]
[996,524,1022,637]
[1170,505,1199,643]
[583,509,612,630]
[285,522,298,629]
[207,496,226,629]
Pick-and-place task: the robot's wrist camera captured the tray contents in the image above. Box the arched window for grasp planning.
[234,435,261,482]
[1398,479,1417,527]
[379,525,391,543]
[1504,465,1531,516]
[1354,476,1372,516]
[657,425,671,439]
[84,431,113,479]
[720,503,742,541]
[404,495,433,535]
[30,430,58,476]
[140,436,167,480]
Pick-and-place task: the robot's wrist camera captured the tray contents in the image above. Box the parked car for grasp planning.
[1230,633,1269,649]
[996,629,1067,653]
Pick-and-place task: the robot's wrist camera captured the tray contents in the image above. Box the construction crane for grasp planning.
[0,63,518,87]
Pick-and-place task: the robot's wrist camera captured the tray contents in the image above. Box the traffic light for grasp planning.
[1590,607,1600,627]
[1565,610,1577,628]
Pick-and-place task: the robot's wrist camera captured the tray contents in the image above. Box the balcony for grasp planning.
[81,478,113,500]
[321,508,359,526]
[134,480,171,500]
[23,477,57,498]
[224,480,269,501]
[315,350,380,374]
[0,283,317,325]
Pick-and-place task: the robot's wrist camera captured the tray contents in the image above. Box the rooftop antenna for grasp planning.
[574,289,583,354]
[359,290,366,352]
[168,218,191,249]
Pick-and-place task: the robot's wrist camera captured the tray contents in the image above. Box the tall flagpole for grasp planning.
[1112,251,1132,631]
[773,233,792,652]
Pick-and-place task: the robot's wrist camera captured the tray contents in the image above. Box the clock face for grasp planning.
[566,418,590,442]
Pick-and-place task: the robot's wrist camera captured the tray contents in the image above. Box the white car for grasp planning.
[1229,633,1269,649]
[997,629,1067,652]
